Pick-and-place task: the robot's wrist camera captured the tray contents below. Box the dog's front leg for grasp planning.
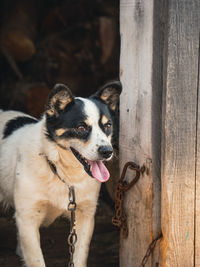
[15,213,46,267]
[73,211,95,267]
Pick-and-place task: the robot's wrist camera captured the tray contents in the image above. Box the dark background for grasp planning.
[0,0,119,117]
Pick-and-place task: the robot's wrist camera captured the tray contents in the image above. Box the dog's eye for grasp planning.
[104,122,112,131]
[76,124,87,132]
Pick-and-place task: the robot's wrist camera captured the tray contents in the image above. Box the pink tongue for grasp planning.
[87,160,110,182]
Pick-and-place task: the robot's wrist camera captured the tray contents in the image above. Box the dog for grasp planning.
[0,81,122,267]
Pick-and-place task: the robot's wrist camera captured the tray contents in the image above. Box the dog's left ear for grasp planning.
[45,84,74,117]
[92,81,122,111]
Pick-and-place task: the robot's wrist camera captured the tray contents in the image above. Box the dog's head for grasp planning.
[45,81,122,183]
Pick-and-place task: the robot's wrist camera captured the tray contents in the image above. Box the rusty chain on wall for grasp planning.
[49,154,162,266]
[112,161,145,238]
[139,233,162,267]
[112,161,162,266]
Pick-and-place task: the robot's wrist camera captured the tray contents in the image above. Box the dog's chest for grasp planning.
[44,175,101,213]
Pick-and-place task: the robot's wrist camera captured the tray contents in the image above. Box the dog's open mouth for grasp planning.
[70,147,110,183]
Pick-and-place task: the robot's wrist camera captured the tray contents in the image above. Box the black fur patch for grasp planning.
[3,116,38,139]
[57,127,91,141]
[45,99,90,142]
[98,114,112,136]
[89,97,113,135]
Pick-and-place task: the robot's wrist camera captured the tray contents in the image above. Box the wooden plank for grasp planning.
[195,40,200,266]
[119,1,158,266]
[160,1,200,266]
[151,0,166,264]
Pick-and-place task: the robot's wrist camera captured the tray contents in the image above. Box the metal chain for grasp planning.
[139,233,162,267]
[68,186,77,267]
[112,161,162,266]
[112,162,145,238]
[47,156,161,266]
[44,157,78,266]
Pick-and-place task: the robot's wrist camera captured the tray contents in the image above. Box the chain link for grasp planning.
[44,157,78,267]
[112,162,145,238]
[112,161,162,266]
[139,233,162,267]
[47,156,161,266]
[68,186,77,267]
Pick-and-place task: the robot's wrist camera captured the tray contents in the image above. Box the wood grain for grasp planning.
[195,37,200,267]
[160,1,200,266]
[119,0,160,266]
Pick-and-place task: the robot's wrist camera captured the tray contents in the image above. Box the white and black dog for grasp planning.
[0,81,122,267]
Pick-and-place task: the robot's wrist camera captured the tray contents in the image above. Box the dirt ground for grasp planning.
[0,193,119,267]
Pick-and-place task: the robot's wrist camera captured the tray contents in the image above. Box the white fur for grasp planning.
[0,110,103,267]
[74,98,112,161]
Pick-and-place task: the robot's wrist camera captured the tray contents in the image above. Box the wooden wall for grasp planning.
[119,0,200,266]
[161,1,200,266]
[119,0,161,266]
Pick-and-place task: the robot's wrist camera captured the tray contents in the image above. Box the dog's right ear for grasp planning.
[45,84,74,117]
[92,81,122,112]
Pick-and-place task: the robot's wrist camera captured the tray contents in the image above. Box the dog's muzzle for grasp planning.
[70,147,110,183]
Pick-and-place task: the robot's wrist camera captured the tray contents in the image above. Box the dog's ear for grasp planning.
[45,84,74,117]
[92,81,122,111]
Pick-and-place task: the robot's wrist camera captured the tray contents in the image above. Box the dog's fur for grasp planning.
[0,81,122,267]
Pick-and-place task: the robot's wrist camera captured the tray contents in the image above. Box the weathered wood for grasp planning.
[119,0,160,266]
[160,1,200,266]
[151,0,165,263]
[195,40,200,266]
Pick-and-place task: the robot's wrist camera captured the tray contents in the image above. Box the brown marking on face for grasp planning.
[56,138,69,149]
[84,118,91,126]
[101,115,109,125]
[56,128,66,137]
[56,145,86,183]
[70,137,92,148]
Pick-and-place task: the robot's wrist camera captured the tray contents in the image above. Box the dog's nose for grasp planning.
[98,146,113,159]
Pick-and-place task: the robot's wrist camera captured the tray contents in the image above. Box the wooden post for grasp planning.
[119,0,161,266]
[196,56,200,267]
[161,1,200,266]
[120,0,200,266]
